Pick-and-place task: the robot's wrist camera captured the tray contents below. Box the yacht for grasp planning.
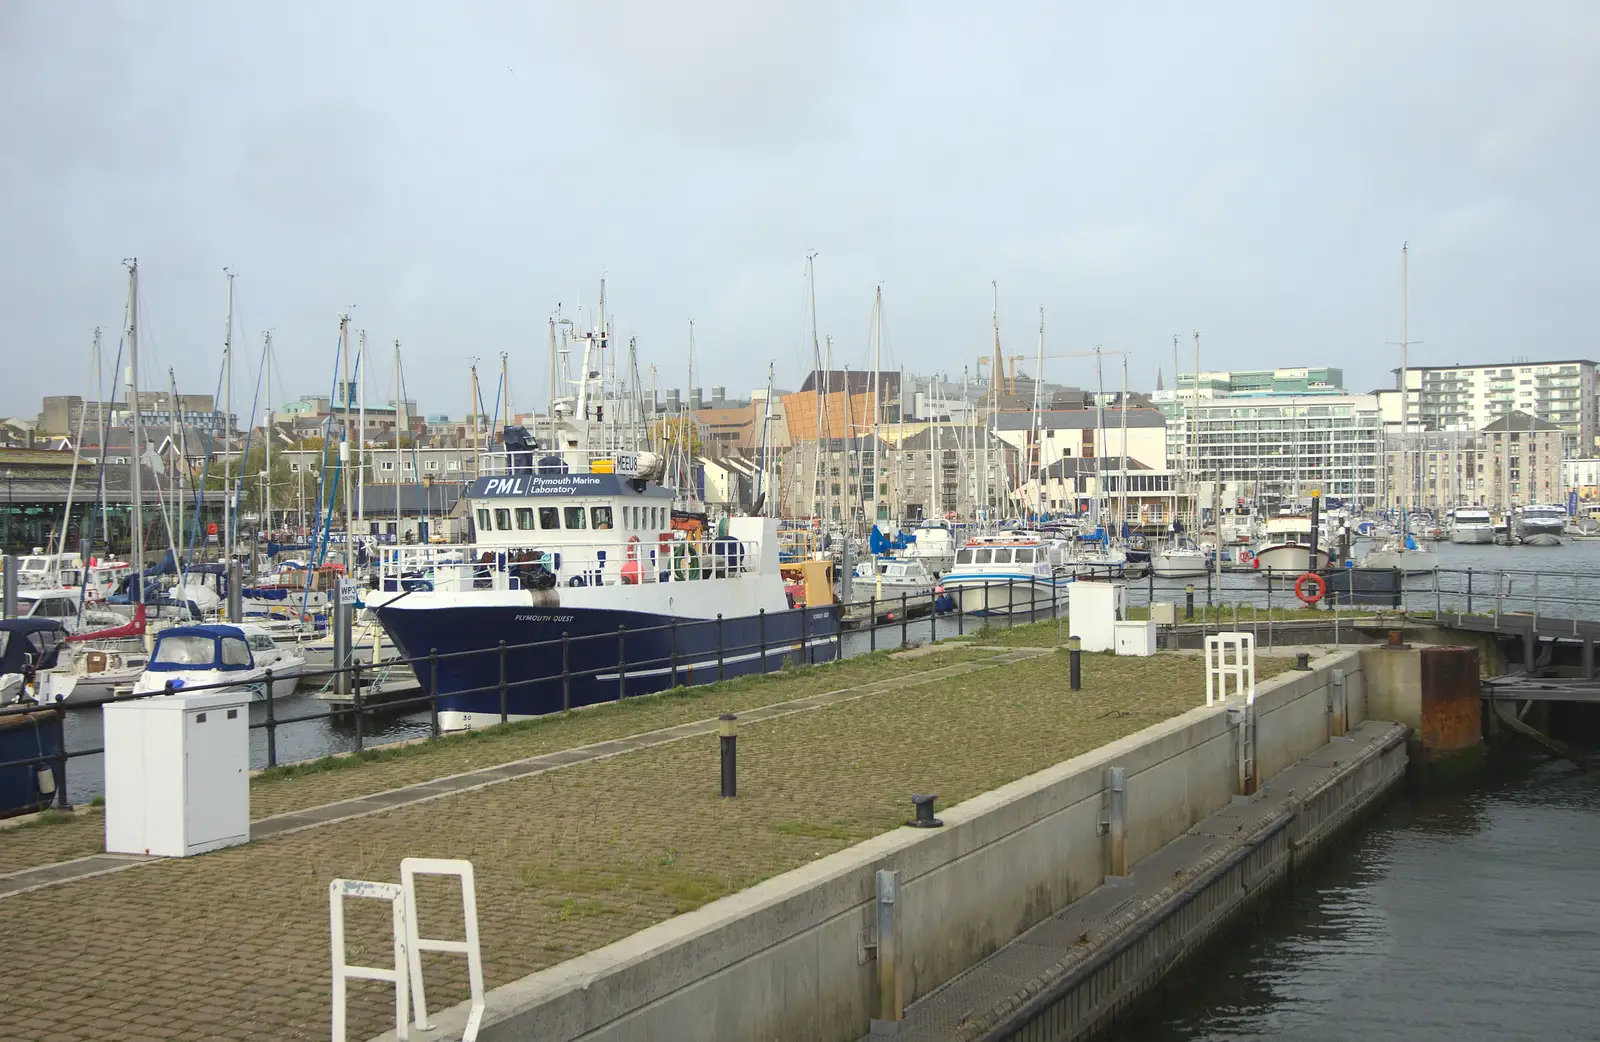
[1358,536,1439,574]
[1251,515,1332,574]
[1513,504,1566,547]
[1150,542,1208,579]
[853,556,941,601]
[370,337,839,730]
[1449,507,1495,545]
[0,619,71,705]
[901,519,958,574]
[941,533,1072,616]
[130,622,306,701]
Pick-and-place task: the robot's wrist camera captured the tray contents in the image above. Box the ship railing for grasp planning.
[13,563,1600,812]
[376,537,762,592]
[474,448,647,478]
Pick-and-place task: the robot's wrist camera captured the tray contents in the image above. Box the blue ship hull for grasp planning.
[374,604,842,720]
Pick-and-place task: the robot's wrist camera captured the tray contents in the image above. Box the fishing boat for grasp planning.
[130,623,305,701]
[852,556,941,601]
[1449,507,1495,544]
[1513,504,1566,547]
[371,323,839,730]
[941,533,1072,616]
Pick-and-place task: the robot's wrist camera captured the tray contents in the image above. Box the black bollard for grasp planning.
[909,793,943,828]
[1295,652,1311,670]
[1068,635,1082,690]
[719,714,738,798]
[1185,583,1195,621]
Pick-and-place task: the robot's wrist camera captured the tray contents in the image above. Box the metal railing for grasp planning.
[377,537,762,592]
[6,561,1600,813]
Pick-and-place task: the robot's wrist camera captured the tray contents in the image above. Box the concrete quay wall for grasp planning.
[371,649,1374,1042]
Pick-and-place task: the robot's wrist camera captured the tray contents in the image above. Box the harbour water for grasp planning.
[1115,749,1600,1041]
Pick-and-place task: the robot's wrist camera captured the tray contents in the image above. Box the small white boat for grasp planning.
[1251,516,1332,574]
[131,623,306,701]
[1150,543,1209,578]
[853,556,942,601]
[1358,538,1440,574]
[1449,508,1495,544]
[901,519,959,574]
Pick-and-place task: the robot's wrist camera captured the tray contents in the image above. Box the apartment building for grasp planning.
[780,427,1005,522]
[1397,360,1598,453]
[1381,430,1482,513]
[1189,395,1383,509]
[1479,411,1564,510]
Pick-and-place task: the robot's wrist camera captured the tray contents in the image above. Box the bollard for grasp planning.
[227,559,243,623]
[1068,635,1082,690]
[718,714,738,798]
[263,669,278,767]
[334,595,352,696]
[909,793,943,827]
[870,869,903,1031]
[1185,583,1195,621]
[1295,652,1311,670]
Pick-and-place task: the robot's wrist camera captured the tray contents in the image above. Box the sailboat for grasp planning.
[1360,243,1438,575]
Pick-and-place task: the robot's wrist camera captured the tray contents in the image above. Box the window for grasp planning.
[515,507,535,530]
[494,508,512,530]
[564,506,587,529]
[973,548,993,564]
[591,506,613,530]
[992,548,1013,564]
[425,460,438,471]
[956,548,974,565]
[154,635,217,666]
[476,508,491,531]
[1015,547,1036,563]
[538,506,559,530]
[247,634,276,652]
[220,638,252,667]
[381,461,395,472]
[447,460,460,471]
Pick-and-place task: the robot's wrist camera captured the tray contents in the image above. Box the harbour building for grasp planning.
[1188,394,1383,511]
[1393,360,1598,455]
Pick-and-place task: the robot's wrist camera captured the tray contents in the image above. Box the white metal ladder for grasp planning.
[1204,631,1256,707]
[329,879,411,1042]
[403,857,486,1041]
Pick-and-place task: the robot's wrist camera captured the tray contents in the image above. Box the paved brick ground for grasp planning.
[0,651,1289,1041]
[0,649,992,876]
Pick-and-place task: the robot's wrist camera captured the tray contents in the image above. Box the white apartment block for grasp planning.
[1398,360,1598,452]
[1186,395,1383,509]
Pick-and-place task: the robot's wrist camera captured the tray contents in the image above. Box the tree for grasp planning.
[649,417,706,458]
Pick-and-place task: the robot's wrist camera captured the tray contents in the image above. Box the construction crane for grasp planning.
[976,354,1030,395]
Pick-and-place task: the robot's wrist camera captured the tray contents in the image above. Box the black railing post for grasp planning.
[263,667,278,768]
[352,661,364,754]
[901,592,909,648]
[1467,567,1474,614]
[929,590,937,643]
[53,704,70,810]
[1206,561,1213,605]
[717,613,726,681]
[670,618,680,686]
[757,609,766,674]
[561,632,571,711]
[800,606,810,666]
[429,649,440,737]
[869,596,877,652]
[618,624,628,700]
[719,714,738,798]
[959,586,966,635]
[499,641,508,723]
[1007,578,1015,629]
[1185,583,1195,621]
[1148,567,1154,603]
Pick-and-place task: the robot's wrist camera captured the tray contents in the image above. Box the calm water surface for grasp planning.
[1117,752,1600,1041]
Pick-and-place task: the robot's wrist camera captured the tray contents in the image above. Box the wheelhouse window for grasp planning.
[247,634,276,652]
[476,508,491,532]
[220,637,251,667]
[564,506,587,529]
[591,506,614,530]
[515,507,535,531]
[493,508,512,531]
[538,506,559,529]
[1015,547,1036,563]
[956,548,974,565]
[992,548,1014,564]
[973,548,993,564]
[153,635,216,666]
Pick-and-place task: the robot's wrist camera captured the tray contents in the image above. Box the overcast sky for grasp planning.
[4,2,1597,421]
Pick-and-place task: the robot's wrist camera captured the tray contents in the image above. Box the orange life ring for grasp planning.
[1293,572,1326,605]
[626,535,641,560]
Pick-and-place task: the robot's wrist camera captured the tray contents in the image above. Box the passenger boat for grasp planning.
[370,349,839,730]
[130,623,306,701]
[1514,504,1566,547]
[1449,507,1495,544]
[940,533,1072,616]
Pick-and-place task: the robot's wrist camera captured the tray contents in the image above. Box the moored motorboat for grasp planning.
[131,623,306,701]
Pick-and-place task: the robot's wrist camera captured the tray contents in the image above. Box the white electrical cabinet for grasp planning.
[103,690,251,857]
[1113,620,1157,657]
[1069,581,1127,653]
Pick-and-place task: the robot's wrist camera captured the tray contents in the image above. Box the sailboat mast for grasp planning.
[870,286,882,531]
[500,352,510,437]
[1400,242,1411,522]
[806,253,827,524]
[395,342,404,538]
[470,363,480,482]
[1120,355,1129,532]
[222,268,235,561]
[125,258,144,598]
[357,330,366,524]
[1094,346,1105,526]
[58,329,98,562]
[338,312,353,571]
[264,332,272,534]
[95,326,109,547]
[168,367,183,571]
[1032,307,1044,519]
[989,281,1001,520]
[1192,331,1201,526]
